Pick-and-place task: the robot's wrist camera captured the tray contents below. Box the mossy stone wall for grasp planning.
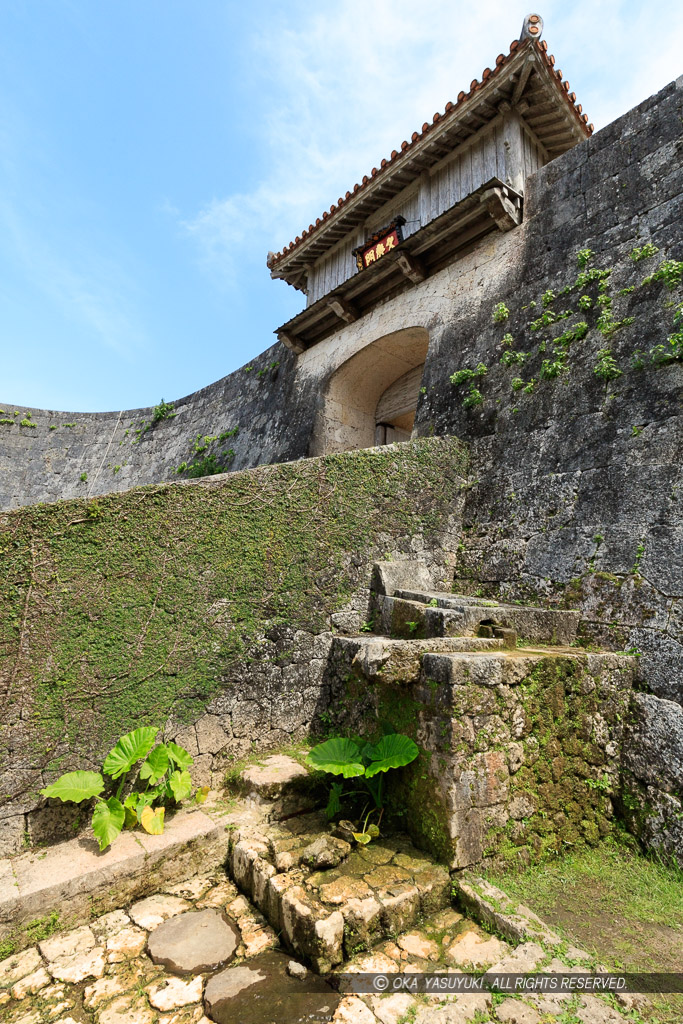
[0,437,467,856]
[326,644,636,870]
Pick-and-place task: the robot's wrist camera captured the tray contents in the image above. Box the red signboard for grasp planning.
[354,217,405,272]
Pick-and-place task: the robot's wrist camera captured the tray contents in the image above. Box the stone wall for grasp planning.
[0,343,320,511]
[326,639,637,871]
[413,78,683,712]
[0,438,466,857]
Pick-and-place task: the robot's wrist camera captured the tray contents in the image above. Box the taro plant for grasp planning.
[40,727,209,851]
[307,732,419,843]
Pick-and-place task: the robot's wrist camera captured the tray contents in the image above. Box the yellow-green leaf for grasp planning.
[353,831,372,845]
[140,806,165,835]
[195,786,210,805]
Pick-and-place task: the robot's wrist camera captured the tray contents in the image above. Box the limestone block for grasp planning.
[147,974,204,1011]
[196,879,239,910]
[10,966,51,999]
[162,876,214,901]
[398,932,439,960]
[96,993,156,1024]
[446,928,508,967]
[194,715,230,756]
[342,895,383,955]
[490,1000,542,1023]
[128,894,191,931]
[281,885,345,972]
[239,755,309,801]
[333,995,379,1023]
[371,992,416,1024]
[48,946,106,983]
[230,839,270,896]
[0,946,43,987]
[90,910,130,941]
[301,835,351,870]
[83,973,132,1010]
[39,925,95,961]
[106,925,150,963]
[623,693,683,791]
[378,884,420,936]
[371,560,434,596]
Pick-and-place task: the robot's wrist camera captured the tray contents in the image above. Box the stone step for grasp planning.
[236,754,323,820]
[376,591,580,645]
[0,804,235,953]
[335,634,505,686]
[225,809,451,973]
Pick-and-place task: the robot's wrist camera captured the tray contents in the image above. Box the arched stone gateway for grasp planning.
[312,326,429,454]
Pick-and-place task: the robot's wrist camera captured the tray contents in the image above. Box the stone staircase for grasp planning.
[370,559,581,646]
[325,561,637,872]
[226,759,452,973]
[219,564,636,975]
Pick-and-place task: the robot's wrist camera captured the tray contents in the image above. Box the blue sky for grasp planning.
[1,1,682,412]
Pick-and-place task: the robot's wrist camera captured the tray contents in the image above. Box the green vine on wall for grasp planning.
[175,426,239,478]
[448,244,683,407]
[131,399,177,444]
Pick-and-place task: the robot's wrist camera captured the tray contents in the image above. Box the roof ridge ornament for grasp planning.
[520,13,543,42]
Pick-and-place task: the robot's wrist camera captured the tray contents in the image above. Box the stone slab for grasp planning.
[147,908,239,974]
[204,949,340,1024]
[240,756,309,798]
[14,832,144,898]
[0,807,230,950]
[134,808,221,856]
[0,860,17,903]
[455,875,563,947]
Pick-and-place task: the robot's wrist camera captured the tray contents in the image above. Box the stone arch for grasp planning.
[313,326,429,454]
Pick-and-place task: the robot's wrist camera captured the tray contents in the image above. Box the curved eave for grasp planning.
[268,39,590,289]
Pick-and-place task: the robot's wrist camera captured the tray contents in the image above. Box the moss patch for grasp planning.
[484,657,629,867]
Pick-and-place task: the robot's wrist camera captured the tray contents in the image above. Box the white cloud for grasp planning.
[184,0,683,285]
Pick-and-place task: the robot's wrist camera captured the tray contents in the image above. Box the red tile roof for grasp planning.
[268,37,592,269]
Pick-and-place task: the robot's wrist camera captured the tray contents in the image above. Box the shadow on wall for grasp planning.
[311,326,429,454]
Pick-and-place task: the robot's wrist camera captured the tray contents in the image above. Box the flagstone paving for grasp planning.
[0,865,648,1023]
[0,759,652,1023]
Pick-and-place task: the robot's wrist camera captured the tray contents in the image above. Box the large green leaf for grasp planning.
[139,744,169,783]
[166,741,193,770]
[168,769,192,802]
[307,738,365,778]
[91,797,125,851]
[40,771,104,804]
[364,734,419,778]
[103,728,158,780]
